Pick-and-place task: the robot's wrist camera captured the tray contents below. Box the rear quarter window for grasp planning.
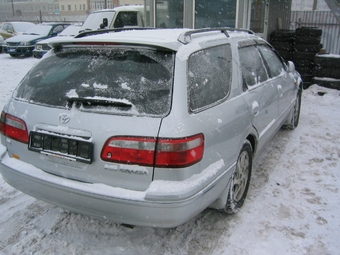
[188,44,232,112]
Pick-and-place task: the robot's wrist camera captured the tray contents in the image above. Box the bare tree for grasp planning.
[324,0,340,24]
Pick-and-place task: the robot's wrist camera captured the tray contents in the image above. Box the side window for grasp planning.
[2,23,8,31]
[188,44,232,112]
[7,24,14,33]
[257,44,285,78]
[52,25,64,35]
[239,45,268,87]
[114,12,138,27]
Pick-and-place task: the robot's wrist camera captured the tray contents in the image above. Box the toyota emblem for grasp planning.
[59,114,70,124]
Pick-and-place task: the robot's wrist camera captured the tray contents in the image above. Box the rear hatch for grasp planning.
[6,45,175,191]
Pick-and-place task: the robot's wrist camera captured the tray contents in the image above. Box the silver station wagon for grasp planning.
[0,28,302,228]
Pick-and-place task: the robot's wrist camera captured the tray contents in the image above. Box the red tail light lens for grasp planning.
[101,134,204,168]
[155,134,204,167]
[101,136,157,166]
[0,111,29,144]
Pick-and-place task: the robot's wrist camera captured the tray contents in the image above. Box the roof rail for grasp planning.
[75,27,156,38]
[177,27,254,44]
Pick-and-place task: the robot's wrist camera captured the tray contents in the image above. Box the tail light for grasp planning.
[0,111,29,144]
[101,134,204,168]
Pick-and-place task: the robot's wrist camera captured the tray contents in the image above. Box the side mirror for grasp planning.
[287,61,295,73]
[100,18,108,29]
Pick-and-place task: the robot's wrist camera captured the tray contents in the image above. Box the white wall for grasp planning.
[291,0,330,11]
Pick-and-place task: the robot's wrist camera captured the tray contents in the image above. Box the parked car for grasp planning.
[33,24,81,58]
[0,35,3,53]
[0,21,35,40]
[0,28,302,228]
[3,23,70,57]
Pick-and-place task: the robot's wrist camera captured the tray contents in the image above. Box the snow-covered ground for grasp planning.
[0,53,339,255]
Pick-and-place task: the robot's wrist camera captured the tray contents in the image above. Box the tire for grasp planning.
[293,51,316,61]
[301,74,313,82]
[294,59,315,68]
[296,27,322,37]
[314,67,340,79]
[271,41,294,51]
[296,66,314,75]
[295,36,321,45]
[277,50,293,61]
[314,54,340,68]
[283,86,302,129]
[223,141,252,214]
[294,44,322,53]
[312,77,340,90]
[9,54,18,57]
[270,30,295,42]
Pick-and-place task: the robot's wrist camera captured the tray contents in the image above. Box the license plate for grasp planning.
[29,131,93,163]
[8,49,16,53]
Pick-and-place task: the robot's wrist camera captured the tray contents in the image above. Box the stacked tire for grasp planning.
[293,27,322,89]
[312,54,340,90]
[270,30,295,62]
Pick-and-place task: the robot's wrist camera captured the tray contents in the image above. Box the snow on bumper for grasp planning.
[0,147,231,228]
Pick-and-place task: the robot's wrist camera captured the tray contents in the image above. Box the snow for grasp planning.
[1,53,340,254]
[316,53,340,58]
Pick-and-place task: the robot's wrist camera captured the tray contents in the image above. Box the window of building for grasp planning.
[250,0,266,33]
[195,0,237,28]
[68,5,71,11]
[156,0,183,28]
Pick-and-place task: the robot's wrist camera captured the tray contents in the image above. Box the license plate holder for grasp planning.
[29,131,93,164]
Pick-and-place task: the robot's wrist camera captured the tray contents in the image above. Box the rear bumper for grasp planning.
[0,149,232,228]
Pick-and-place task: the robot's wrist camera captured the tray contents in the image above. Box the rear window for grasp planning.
[14,46,174,116]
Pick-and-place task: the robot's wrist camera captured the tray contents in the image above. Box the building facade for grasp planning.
[0,0,141,22]
[1,0,292,39]
[144,0,292,39]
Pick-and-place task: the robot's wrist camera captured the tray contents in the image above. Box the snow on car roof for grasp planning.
[48,28,257,52]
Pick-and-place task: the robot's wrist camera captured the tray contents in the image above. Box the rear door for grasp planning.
[239,41,279,152]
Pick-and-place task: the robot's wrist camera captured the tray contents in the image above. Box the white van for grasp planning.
[80,5,144,33]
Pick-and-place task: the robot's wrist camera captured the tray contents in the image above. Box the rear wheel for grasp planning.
[223,141,252,214]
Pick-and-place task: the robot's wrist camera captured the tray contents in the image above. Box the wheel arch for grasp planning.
[246,133,257,156]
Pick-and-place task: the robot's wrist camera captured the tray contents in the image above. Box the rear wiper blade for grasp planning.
[67,97,132,107]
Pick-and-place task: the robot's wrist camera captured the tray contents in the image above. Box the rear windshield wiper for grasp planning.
[67,97,132,107]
